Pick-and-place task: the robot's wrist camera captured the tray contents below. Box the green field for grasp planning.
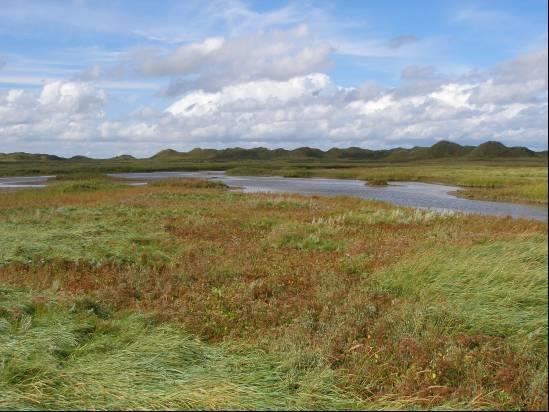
[0,176,547,410]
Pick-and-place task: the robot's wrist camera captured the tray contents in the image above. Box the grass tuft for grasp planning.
[0,286,361,410]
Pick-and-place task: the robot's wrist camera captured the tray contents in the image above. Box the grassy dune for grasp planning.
[0,177,547,410]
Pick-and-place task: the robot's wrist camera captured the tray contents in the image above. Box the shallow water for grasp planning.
[1,173,546,220]
[0,175,52,189]
[108,171,548,221]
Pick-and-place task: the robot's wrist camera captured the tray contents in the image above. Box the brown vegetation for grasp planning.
[0,178,546,409]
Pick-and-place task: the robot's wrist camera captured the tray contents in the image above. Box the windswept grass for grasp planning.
[0,176,547,410]
[376,236,548,349]
[0,286,361,410]
[0,205,179,266]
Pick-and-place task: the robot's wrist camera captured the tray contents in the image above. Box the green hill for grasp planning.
[1,141,545,164]
[468,141,536,158]
[144,141,541,162]
[288,147,325,159]
[110,155,136,161]
[325,147,385,160]
[0,152,64,162]
[213,147,273,161]
[149,149,183,160]
[429,140,473,157]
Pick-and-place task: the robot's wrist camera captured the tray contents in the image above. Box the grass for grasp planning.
[149,177,229,189]
[0,176,547,410]
[0,204,178,266]
[376,237,548,349]
[0,287,361,410]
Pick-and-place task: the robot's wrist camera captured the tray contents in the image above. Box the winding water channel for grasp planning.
[1,172,546,220]
[110,171,547,221]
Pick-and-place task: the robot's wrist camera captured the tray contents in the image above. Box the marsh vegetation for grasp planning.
[0,175,547,410]
[1,141,547,205]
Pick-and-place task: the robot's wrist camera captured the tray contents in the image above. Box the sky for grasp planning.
[0,0,547,157]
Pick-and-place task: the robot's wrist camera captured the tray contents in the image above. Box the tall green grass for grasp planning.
[0,286,362,410]
[375,236,548,350]
[0,204,179,266]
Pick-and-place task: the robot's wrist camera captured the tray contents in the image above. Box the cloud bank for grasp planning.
[0,38,547,156]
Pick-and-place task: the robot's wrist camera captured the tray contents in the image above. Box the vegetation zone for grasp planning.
[0,175,547,409]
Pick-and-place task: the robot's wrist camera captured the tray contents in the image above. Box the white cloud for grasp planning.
[0,48,547,157]
[468,48,548,105]
[0,81,106,150]
[39,81,106,113]
[166,74,333,116]
[120,24,332,94]
[430,84,473,108]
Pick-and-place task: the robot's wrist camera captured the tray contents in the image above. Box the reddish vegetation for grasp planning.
[0,181,546,409]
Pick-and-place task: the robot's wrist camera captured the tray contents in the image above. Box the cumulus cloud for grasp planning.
[123,24,332,95]
[38,81,106,113]
[97,47,547,152]
[468,47,548,105]
[166,74,335,116]
[0,81,106,151]
[113,47,547,150]
[1,47,547,156]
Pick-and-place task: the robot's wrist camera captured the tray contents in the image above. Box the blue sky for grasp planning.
[0,0,547,157]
